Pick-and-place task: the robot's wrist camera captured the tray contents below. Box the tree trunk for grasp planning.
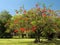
[47,33,55,41]
[34,35,40,43]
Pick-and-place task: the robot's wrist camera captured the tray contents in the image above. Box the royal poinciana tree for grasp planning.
[9,3,60,43]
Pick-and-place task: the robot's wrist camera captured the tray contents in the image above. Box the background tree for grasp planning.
[0,10,12,38]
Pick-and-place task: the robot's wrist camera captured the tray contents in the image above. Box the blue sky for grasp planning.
[0,0,60,15]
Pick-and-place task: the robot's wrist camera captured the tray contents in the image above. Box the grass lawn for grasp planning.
[0,39,60,45]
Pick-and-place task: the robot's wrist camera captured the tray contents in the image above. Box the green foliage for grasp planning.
[0,10,12,23]
[9,5,59,39]
[0,10,12,38]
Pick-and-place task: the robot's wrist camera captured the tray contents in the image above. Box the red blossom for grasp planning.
[32,26,36,32]
[20,28,25,32]
[42,13,46,17]
[42,7,46,13]
[14,30,18,33]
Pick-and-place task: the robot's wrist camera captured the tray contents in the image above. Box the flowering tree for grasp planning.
[9,3,60,43]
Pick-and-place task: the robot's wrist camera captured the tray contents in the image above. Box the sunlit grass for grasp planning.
[0,39,60,45]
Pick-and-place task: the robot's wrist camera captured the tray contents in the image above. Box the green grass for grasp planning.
[0,39,60,45]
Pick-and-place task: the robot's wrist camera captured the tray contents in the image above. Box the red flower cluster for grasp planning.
[32,26,36,32]
[42,7,46,13]
[20,28,25,32]
[14,30,18,33]
[42,13,46,17]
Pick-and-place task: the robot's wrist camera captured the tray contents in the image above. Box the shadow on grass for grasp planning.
[38,40,60,45]
[20,39,60,45]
